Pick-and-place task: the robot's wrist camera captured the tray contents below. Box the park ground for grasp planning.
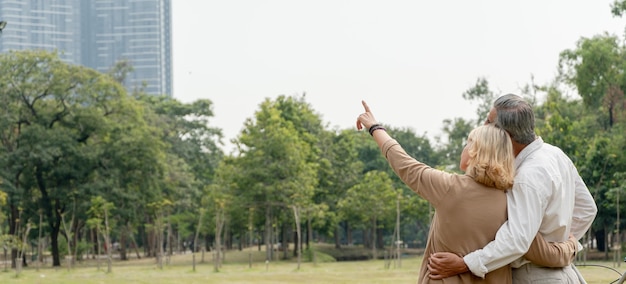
[0,245,622,283]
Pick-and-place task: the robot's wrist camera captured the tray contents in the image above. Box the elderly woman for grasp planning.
[356,101,576,284]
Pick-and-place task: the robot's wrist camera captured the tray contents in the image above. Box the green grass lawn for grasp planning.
[0,249,622,283]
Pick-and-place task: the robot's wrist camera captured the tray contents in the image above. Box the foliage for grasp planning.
[314,129,364,238]
[338,171,398,229]
[559,34,625,128]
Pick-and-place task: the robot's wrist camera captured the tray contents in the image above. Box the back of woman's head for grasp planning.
[493,94,536,145]
[465,125,515,191]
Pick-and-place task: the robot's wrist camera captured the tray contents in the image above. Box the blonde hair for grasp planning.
[464,125,515,191]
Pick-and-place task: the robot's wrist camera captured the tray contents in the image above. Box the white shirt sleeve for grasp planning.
[570,170,597,239]
[463,182,545,278]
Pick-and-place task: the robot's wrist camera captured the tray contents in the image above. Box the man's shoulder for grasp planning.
[514,142,575,192]
[534,139,570,157]
[522,141,571,166]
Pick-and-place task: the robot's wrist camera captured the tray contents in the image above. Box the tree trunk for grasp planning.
[376,228,384,251]
[9,204,19,268]
[16,223,31,275]
[396,197,401,267]
[145,217,155,258]
[274,217,279,261]
[293,227,298,257]
[604,225,610,261]
[104,207,113,273]
[136,224,146,258]
[166,221,172,265]
[363,226,370,249]
[60,213,72,270]
[193,210,204,253]
[10,250,18,269]
[95,225,101,270]
[371,218,377,260]
[157,212,165,269]
[265,206,272,261]
[35,165,63,266]
[292,206,302,270]
[225,221,232,250]
[347,222,353,246]
[8,173,22,269]
[146,227,154,258]
[214,208,225,272]
[205,235,212,251]
[306,216,312,250]
[282,223,289,259]
[595,228,606,253]
[72,219,82,262]
[222,219,228,262]
[119,224,128,260]
[128,225,142,259]
[51,209,64,267]
[334,226,341,249]
[38,213,44,269]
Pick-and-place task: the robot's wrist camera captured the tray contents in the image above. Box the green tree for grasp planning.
[130,95,223,258]
[559,34,625,128]
[338,170,397,259]
[0,50,144,266]
[233,95,319,261]
[94,99,168,260]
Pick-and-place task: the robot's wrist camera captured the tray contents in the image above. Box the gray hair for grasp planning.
[493,94,536,145]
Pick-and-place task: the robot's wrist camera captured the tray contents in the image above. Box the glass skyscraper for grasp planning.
[0,0,172,97]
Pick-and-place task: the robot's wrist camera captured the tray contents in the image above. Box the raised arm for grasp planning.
[356,100,451,205]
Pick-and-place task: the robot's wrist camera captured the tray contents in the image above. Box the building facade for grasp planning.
[0,0,172,97]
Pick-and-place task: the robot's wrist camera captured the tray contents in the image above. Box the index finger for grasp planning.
[361,100,371,112]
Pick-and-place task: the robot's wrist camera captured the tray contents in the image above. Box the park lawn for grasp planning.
[0,253,420,284]
[0,249,621,284]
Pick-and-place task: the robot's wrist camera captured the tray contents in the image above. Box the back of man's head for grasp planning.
[493,94,536,145]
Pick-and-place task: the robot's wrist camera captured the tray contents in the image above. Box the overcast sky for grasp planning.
[171,0,625,153]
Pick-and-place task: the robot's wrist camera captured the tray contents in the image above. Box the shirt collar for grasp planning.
[514,136,543,170]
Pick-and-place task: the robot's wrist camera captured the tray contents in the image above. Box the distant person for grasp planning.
[356,100,578,283]
[427,94,597,283]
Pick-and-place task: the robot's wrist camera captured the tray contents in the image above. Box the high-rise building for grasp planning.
[0,0,82,63]
[0,0,172,97]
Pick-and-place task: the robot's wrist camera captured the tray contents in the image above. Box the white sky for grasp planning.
[171,0,625,153]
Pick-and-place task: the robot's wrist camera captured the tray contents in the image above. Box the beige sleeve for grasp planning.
[381,139,452,207]
[524,234,577,267]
